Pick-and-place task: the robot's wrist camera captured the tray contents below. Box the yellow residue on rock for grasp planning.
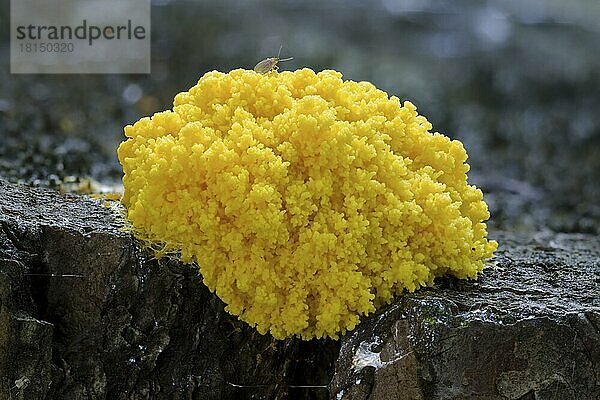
[118,68,498,339]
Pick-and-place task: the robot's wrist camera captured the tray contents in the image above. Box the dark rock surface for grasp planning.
[1,179,599,400]
[0,180,338,400]
[331,232,600,400]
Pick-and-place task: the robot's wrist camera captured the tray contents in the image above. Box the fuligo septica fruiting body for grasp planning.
[118,68,498,340]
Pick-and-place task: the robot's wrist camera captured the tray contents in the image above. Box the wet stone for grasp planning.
[0,179,598,400]
[331,232,600,400]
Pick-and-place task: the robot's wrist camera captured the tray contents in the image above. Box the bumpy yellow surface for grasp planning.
[118,68,497,339]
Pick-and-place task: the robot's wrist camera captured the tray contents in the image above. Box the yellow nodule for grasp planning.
[118,68,497,340]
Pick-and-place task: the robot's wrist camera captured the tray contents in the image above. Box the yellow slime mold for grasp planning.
[118,68,497,339]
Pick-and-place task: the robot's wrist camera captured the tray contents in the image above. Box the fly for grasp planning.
[254,45,293,73]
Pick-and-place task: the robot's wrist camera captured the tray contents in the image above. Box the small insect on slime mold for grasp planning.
[253,45,293,73]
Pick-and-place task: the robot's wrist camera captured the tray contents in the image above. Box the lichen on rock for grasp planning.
[117,68,497,339]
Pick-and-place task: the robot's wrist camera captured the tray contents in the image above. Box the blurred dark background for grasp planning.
[0,0,598,233]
